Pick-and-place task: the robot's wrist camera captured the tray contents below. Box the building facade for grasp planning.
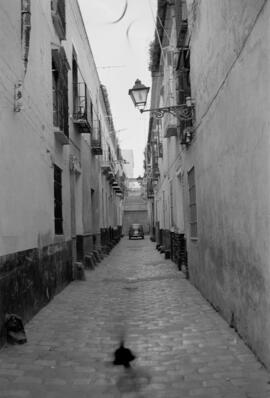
[0,0,126,342]
[146,0,270,368]
[146,0,190,267]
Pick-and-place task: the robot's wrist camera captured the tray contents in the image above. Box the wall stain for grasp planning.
[0,241,73,346]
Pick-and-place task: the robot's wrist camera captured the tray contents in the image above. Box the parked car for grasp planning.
[128,224,144,239]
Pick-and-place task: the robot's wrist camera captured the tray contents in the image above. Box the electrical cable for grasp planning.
[156,12,170,44]
[154,0,269,190]
[194,0,268,132]
[147,0,165,64]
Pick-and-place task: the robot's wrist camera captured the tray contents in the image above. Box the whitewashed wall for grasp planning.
[186,0,270,368]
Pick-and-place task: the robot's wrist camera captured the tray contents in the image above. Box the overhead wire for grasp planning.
[194,0,268,132]
[147,0,165,64]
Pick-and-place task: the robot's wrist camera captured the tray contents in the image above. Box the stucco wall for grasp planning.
[186,0,270,367]
[0,0,68,255]
[0,0,76,339]
[187,0,267,122]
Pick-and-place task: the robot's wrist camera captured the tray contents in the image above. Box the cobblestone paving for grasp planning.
[0,238,269,397]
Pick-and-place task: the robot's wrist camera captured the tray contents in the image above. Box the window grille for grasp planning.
[188,167,197,238]
[176,48,192,142]
[54,165,63,235]
[73,81,93,133]
[91,119,103,155]
[170,180,174,227]
[52,48,69,137]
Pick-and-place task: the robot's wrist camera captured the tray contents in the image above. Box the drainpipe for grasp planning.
[15,0,31,111]
[21,0,31,76]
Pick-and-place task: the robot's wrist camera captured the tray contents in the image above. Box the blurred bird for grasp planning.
[113,340,136,368]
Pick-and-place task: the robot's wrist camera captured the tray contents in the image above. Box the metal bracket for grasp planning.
[140,104,194,121]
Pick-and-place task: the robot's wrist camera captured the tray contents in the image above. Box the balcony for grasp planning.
[147,179,154,199]
[181,127,194,146]
[108,170,115,183]
[73,83,92,133]
[112,181,120,191]
[101,160,110,175]
[112,179,126,196]
[91,139,102,155]
[152,158,160,180]
[101,160,115,181]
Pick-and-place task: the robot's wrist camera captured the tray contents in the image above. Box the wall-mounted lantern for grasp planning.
[128,79,195,121]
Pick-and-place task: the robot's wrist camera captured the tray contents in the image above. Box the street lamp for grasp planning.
[128,79,195,121]
[128,79,150,111]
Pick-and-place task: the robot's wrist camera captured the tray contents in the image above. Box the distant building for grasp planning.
[122,179,149,235]
[122,149,134,178]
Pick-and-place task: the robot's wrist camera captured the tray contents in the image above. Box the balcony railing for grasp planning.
[73,82,92,133]
[91,138,103,155]
[101,160,115,181]
[112,179,126,196]
[152,159,160,180]
[147,179,154,198]
[112,179,121,191]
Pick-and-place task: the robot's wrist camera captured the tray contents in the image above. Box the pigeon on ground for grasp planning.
[113,340,136,368]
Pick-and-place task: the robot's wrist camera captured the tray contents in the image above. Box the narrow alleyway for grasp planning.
[0,238,269,398]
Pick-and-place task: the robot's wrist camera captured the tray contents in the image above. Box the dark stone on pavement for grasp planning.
[5,314,27,344]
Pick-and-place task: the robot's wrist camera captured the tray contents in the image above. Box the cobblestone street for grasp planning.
[0,237,269,398]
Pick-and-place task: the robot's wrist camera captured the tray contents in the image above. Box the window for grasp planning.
[52,48,69,137]
[72,50,78,114]
[51,0,66,40]
[91,188,95,224]
[54,165,63,235]
[170,180,174,227]
[188,167,197,238]
[72,52,93,133]
[175,0,192,140]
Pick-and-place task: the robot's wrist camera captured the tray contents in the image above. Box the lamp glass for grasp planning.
[128,79,150,109]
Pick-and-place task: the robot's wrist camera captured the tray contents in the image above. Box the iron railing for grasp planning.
[73,82,92,133]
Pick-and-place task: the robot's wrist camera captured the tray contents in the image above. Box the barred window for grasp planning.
[54,165,63,235]
[52,48,69,137]
[51,0,66,40]
[188,167,197,238]
[170,180,174,227]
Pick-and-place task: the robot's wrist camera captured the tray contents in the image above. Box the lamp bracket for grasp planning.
[140,104,194,121]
